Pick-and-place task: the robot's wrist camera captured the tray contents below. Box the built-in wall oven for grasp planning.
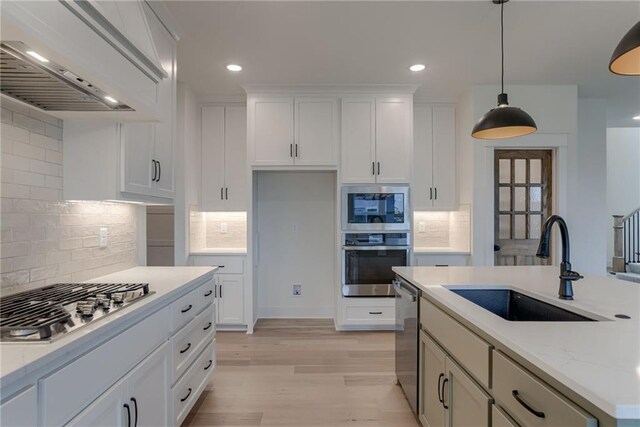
[342,233,410,297]
[341,186,410,232]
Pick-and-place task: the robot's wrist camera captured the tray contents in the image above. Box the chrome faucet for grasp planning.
[536,215,583,300]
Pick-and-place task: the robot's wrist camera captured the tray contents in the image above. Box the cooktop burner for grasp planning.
[0,283,153,343]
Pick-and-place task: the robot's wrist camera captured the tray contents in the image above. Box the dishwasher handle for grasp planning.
[393,279,417,302]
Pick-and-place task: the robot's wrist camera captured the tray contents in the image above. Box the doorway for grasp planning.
[494,150,552,266]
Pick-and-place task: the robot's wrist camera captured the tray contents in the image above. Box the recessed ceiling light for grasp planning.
[409,64,426,72]
[104,96,118,104]
[26,50,49,63]
[226,64,242,72]
[633,115,640,121]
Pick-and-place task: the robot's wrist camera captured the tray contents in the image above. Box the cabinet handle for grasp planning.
[295,144,299,157]
[157,161,161,182]
[290,143,293,157]
[434,187,437,200]
[204,290,213,297]
[180,342,191,354]
[214,284,217,298]
[180,388,192,402]
[220,187,224,200]
[372,162,375,175]
[203,322,212,331]
[225,187,228,200]
[151,160,156,182]
[130,398,138,427]
[429,187,433,200]
[437,373,444,403]
[181,304,193,313]
[512,390,545,418]
[123,403,131,427]
[219,284,222,298]
[377,162,380,175]
[368,311,382,315]
[441,378,449,409]
[204,360,213,371]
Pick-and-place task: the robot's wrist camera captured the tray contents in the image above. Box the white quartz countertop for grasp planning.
[392,266,640,421]
[190,248,247,255]
[0,266,216,386]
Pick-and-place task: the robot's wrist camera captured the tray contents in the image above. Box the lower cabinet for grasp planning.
[0,386,37,427]
[216,275,244,325]
[66,342,169,427]
[419,331,491,427]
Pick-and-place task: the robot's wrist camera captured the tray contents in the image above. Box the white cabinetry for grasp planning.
[338,297,395,330]
[413,105,457,210]
[248,96,338,167]
[0,386,37,427]
[201,105,247,211]
[341,96,412,184]
[413,254,469,267]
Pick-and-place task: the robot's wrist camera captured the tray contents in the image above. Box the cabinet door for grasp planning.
[149,14,176,198]
[0,386,37,427]
[413,104,434,209]
[294,97,338,166]
[419,332,447,427]
[341,98,376,183]
[127,343,169,427]
[492,405,520,427]
[217,275,244,325]
[65,380,128,427]
[121,123,155,196]
[249,97,294,165]
[432,106,456,210]
[445,357,491,427]
[224,106,248,211]
[375,97,412,184]
[201,106,227,211]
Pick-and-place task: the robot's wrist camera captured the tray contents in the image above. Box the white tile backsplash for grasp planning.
[189,206,247,252]
[1,98,139,293]
[413,204,471,251]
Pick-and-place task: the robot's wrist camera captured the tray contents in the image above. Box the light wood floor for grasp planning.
[182,319,420,427]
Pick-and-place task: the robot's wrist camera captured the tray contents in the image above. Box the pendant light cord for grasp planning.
[501,0,505,95]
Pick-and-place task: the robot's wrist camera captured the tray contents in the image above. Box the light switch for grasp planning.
[220,222,228,234]
[418,221,426,233]
[99,227,108,248]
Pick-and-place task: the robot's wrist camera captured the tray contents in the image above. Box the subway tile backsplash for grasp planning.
[1,98,139,293]
[413,205,471,251]
[189,206,247,251]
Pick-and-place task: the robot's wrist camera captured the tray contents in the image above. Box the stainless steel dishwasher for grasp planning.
[394,276,419,415]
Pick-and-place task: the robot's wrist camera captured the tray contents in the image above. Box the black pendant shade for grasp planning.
[472,93,537,139]
[609,21,640,76]
[472,0,537,140]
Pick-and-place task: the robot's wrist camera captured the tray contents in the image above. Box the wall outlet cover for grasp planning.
[220,222,228,234]
[418,221,426,233]
[99,227,108,248]
[293,284,302,296]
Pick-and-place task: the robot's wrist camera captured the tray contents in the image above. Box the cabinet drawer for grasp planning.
[421,298,491,388]
[171,287,199,333]
[345,306,395,322]
[0,386,37,427]
[41,307,170,427]
[196,279,216,313]
[413,254,469,266]
[171,305,215,383]
[173,340,215,426]
[493,351,597,427]
[493,404,519,427]
[190,255,244,274]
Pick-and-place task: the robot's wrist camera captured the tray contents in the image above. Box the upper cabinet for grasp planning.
[201,105,247,211]
[341,96,412,184]
[413,105,457,210]
[247,95,339,167]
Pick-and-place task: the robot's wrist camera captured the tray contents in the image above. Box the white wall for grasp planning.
[606,127,640,265]
[256,171,335,318]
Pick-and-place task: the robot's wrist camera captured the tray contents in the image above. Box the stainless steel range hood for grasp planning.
[0,41,133,112]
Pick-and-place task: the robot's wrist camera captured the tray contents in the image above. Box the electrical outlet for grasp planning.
[292,284,302,296]
[220,222,228,234]
[99,227,108,248]
[418,221,426,233]
[292,223,299,233]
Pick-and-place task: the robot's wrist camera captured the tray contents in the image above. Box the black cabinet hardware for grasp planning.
[214,285,217,298]
[152,160,157,182]
[430,187,433,200]
[225,187,228,200]
[372,162,375,175]
[377,162,380,175]
[124,403,131,427]
[368,311,382,315]
[220,187,224,200]
[434,187,437,200]
[180,388,192,402]
[512,390,545,418]
[435,264,449,267]
[204,290,213,297]
[441,378,449,409]
[157,161,161,182]
[130,398,138,427]
[181,304,192,313]
[290,144,293,157]
[219,284,223,298]
[204,360,213,370]
[180,343,191,354]
[437,373,445,403]
[203,322,212,331]
[295,144,298,157]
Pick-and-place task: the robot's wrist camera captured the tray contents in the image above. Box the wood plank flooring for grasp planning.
[182,319,419,427]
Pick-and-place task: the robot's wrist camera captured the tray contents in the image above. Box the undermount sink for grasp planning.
[447,288,597,322]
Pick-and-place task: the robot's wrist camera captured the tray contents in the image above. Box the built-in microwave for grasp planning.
[341,186,410,231]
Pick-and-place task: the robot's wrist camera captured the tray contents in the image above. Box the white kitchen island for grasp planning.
[393,266,640,427]
[0,266,217,427]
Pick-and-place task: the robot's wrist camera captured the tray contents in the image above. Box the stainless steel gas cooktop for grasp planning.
[0,282,153,343]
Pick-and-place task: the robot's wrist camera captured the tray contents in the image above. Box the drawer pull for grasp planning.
[441,378,449,409]
[180,343,191,354]
[123,403,131,427]
[204,360,213,371]
[369,311,383,315]
[203,322,212,331]
[181,304,193,313]
[204,290,213,297]
[180,388,192,402]
[512,390,546,418]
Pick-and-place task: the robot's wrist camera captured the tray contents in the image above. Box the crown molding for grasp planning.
[241,84,420,95]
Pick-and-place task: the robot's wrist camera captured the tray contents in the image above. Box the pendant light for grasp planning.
[472,0,537,140]
[609,21,640,76]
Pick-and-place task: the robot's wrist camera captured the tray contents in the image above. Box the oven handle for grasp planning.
[342,246,411,251]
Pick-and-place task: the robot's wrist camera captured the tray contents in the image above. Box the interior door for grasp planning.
[201,106,226,211]
[341,98,376,183]
[127,343,169,427]
[375,98,411,184]
[224,106,247,211]
[420,332,446,427]
[121,123,155,197]
[294,97,338,166]
[494,150,552,266]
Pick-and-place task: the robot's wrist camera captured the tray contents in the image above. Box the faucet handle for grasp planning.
[560,270,583,281]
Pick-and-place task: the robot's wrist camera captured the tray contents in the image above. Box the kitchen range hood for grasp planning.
[0,41,133,112]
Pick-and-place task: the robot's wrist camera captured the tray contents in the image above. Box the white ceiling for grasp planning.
[163,1,640,127]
